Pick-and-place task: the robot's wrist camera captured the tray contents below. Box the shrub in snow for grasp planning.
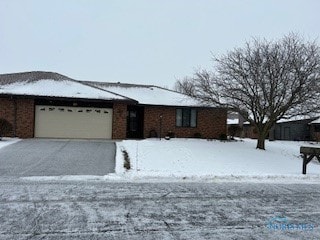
[228,125,243,140]
[0,118,13,140]
[166,131,175,138]
[219,133,227,141]
[122,149,131,170]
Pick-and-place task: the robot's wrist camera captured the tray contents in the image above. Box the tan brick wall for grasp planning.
[143,106,227,139]
[0,97,34,138]
[112,102,127,139]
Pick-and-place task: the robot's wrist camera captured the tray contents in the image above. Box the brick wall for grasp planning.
[112,102,127,139]
[16,99,34,138]
[143,106,227,139]
[0,98,15,137]
[0,97,34,138]
[0,98,228,140]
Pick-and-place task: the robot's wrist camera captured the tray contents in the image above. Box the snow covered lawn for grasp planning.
[0,137,20,150]
[116,138,320,182]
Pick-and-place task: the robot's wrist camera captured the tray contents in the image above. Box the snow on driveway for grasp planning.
[116,138,320,181]
[0,138,20,151]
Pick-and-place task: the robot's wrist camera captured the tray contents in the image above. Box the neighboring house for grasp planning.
[226,113,259,139]
[271,117,318,141]
[0,71,227,140]
[227,112,244,127]
[241,122,258,139]
[227,111,320,141]
[227,112,245,138]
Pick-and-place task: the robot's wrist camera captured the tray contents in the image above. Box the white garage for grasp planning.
[34,105,113,139]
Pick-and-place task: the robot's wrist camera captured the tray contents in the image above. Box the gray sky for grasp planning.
[0,0,319,88]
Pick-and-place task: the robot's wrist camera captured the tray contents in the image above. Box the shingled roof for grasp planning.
[0,71,74,85]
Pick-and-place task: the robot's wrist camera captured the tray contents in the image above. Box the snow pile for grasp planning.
[0,138,20,150]
[116,138,320,182]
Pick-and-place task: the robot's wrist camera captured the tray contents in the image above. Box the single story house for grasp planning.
[0,71,227,140]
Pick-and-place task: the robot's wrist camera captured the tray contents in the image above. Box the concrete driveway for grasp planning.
[0,139,116,176]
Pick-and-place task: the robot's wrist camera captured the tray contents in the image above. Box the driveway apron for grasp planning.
[0,139,116,176]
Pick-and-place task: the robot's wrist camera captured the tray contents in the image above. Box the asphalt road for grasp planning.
[0,139,116,176]
[0,180,319,239]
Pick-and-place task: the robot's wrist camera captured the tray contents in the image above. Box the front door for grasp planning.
[127,106,144,138]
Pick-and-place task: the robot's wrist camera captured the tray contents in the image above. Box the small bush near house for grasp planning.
[219,133,228,141]
[166,131,175,138]
[122,149,131,170]
[228,125,243,139]
[0,119,13,140]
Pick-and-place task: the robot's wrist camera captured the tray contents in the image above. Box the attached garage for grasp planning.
[34,105,113,139]
[0,71,227,140]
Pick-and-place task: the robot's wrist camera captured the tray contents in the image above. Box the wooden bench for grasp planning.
[300,146,320,174]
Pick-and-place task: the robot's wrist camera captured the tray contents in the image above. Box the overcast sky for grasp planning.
[0,0,319,88]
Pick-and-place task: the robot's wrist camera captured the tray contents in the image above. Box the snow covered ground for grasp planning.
[0,137,20,150]
[1,138,319,239]
[116,138,320,183]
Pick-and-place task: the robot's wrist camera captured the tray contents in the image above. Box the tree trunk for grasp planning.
[256,134,266,150]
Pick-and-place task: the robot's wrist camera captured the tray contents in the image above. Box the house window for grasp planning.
[176,108,197,127]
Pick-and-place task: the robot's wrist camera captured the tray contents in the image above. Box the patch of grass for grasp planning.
[122,149,131,170]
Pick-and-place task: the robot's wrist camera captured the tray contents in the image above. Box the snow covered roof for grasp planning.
[0,72,127,101]
[227,118,239,125]
[0,79,127,101]
[0,71,202,107]
[276,115,318,123]
[309,118,320,124]
[85,82,200,107]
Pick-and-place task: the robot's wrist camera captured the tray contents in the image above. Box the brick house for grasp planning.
[0,71,227,140]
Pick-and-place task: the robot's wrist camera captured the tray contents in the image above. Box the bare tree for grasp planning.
[176,34,320,149]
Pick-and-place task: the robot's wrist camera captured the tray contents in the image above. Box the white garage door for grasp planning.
[35,105,113,139]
